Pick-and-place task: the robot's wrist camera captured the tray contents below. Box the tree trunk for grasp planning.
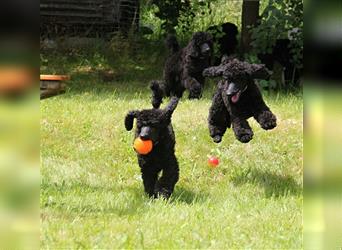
[241,0,260,53]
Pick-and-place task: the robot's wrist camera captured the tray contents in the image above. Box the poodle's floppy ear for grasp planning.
[188,32,202,57]
[124,111,138,131]
[249,63,271,80]
[163,97,179,118]
[202,65,225,77]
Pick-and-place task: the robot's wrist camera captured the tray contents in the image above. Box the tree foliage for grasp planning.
[250,0,303,68]
[149,0,214,36]
[150,0,192,34]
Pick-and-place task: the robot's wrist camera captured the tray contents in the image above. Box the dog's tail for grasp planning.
[165,34,180,54]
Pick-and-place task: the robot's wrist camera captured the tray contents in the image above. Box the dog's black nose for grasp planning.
[201,43,210,54]
[226,82,239,96]
[140,126,151,140]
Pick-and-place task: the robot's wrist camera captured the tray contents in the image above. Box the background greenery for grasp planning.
[250,0,303,69]
[141,0,269,39]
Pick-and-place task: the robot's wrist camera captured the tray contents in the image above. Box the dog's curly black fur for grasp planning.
[203,58,277,143]
[125,97,179,199]
[151,32,213,108]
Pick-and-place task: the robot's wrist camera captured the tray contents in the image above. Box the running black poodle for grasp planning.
[124,96,179,199]
[151,32,213,108]
[203,58,277,143]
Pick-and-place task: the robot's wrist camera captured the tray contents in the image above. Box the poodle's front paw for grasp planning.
[258,111,277,130]
[188,94,201,99]
[212,135,222,143]
[262,119,276,130]
[187,81,202,99]
[188,89,202,99]
[235,129,253,143]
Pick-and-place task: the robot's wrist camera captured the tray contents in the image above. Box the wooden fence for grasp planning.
[40,0,139,36]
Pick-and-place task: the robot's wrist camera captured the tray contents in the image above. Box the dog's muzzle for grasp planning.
[140,126,152,140]
[200,43,211,55]
[139,126,159,144]
[226,82,247,103]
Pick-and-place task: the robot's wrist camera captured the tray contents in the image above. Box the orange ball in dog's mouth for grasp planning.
[133,137,153,155]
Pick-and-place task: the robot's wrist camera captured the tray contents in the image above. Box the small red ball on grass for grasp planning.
[208,156,219,168]
[133,137,153,155]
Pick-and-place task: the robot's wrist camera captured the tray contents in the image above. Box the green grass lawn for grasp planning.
[41,52,303,248]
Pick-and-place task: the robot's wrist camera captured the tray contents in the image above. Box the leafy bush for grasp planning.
[250,0,303,69]
[141,0,244,40]
[148,0,193,35]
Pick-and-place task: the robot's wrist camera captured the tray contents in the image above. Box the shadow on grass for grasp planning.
[56,73,218,102]
[231,169,302,198]
[65,74,152,97]
[41,183,142,216]
[42,182,208,217]
[41,51,218,101]
[40,40,170,99]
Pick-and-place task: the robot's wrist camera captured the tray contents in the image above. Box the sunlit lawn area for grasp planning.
[41,52,302,248]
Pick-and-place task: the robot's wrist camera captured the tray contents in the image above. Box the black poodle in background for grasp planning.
[258,38,302,87]
[203,58,277,143]
[207,22,239,65]
[125,96,179,199]
[151,32,213,108]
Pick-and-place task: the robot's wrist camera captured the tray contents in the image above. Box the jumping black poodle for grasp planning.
[124,96,179,199]
[203,58,277,143]
[151,32,213,108]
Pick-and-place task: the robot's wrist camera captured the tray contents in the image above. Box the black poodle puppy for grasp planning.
[151,32,213,108]
[203,58,277,143]
[125,97,179,199]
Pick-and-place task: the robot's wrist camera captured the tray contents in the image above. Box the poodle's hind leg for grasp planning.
[254,110,277,130]
[141,170,158,198]
[232,117,254,143]
[154,158,179,199]
[208,88,231,143]
[150,80,166,109]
